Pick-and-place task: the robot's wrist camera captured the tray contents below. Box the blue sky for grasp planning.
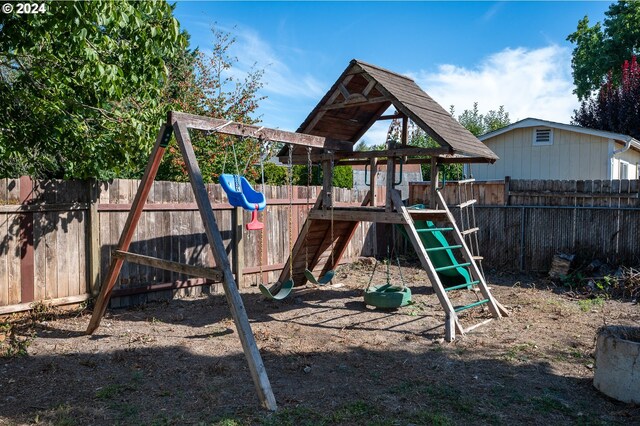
[174,1,612,145]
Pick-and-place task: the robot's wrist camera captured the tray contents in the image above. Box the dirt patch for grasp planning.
[1,262,639,425]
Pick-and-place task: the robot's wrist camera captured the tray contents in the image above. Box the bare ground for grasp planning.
[1,260,639,425]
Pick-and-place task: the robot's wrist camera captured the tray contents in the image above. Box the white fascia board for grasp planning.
[479,118,637,147]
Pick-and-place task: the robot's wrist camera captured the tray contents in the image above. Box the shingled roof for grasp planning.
[287,59,497,163]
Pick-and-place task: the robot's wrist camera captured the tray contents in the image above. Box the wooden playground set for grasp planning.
[86,60,510,410]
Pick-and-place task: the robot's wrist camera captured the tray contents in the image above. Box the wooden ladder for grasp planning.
[391,190,508,341]
[453,178,484,278]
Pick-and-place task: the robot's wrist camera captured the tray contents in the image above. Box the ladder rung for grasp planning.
[426,245,463,252]
[456,199,477,208]
[435,262,471,272]
[461,227,479,235]
[444,280,480,292]
[454,299,489,312]
[408,209,447,215]
[417,227,453,233]
[453,178,476,184]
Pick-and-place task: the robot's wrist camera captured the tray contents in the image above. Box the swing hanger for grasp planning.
[304,148,335,286]
[259,142,295,300]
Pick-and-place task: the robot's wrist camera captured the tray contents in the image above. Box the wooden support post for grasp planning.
[430,157,439,209]
[233,206,244,285]
[386,139,395,212]
[390,190,463,340]
[172,121,277,411]
[88,179,101,296]
[369,157,377,207]
[87,125,172,334]
[401,115,408,146]
[322,159,333,208]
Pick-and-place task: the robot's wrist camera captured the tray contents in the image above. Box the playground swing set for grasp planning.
[85,60,509,411]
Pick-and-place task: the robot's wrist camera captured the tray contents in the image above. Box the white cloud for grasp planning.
[481,2,505,23]
[359,121,391,147]
[411,45,578,123]
[225,26,326,99]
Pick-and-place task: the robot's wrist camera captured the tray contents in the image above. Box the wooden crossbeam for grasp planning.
[308,207,407,224]
[377,113,405,121]
[169,111,351,151]
[113,250,223,282]
[280,146,450,164]
[0,203,89,213]
[362,79,378,97]
[319,95,390,111]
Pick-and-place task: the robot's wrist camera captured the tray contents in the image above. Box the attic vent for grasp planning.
[533,128,553,146]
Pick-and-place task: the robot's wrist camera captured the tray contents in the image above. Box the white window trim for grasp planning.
[532,128,554,146]
[619,160,630,180]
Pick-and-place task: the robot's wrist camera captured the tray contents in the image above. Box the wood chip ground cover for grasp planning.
[1,262,639,425]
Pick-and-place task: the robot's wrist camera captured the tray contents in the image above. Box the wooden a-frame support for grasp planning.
[85,111,349,411]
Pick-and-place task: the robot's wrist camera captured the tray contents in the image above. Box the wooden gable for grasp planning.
[282,59,497,163]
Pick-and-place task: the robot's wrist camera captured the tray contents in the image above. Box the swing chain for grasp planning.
[365,258,378,292]
[258,138,268,285]
[304,146,312,269]
[259,221,264,283]
[386,247,391,286]
[329,151,335,268]
[230,136,243,191]
[214,120,234,176]
[288,143,294,280]
[390,226,406,290]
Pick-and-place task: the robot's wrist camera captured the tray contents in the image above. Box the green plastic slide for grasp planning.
[398,205,474,288]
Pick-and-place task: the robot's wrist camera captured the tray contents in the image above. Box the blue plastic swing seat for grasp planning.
[219,174,266,211]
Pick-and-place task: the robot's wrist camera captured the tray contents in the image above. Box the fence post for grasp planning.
[19,175,34,304]
[88,179,101,296]
[519,206,526,272]
[504,176,510,206]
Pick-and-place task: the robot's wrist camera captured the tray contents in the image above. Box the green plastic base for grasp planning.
[364,284,412,308]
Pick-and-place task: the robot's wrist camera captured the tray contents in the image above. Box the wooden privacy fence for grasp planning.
[0,177,381,314]
[409,178,640,207]
[410,178,640,271]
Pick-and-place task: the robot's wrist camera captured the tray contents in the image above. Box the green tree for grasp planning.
[0,1,188,179]
[156,26,265,183]
[457,103,485,136]
[567,1,640,100]
[573,56,640,139]
[354,141,370,151]
[454,102,510,136]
